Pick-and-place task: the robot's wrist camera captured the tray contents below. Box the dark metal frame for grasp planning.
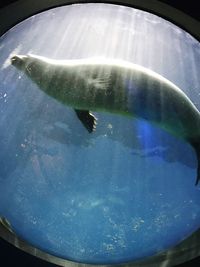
[0,0,200,40]
[0,1,200,266]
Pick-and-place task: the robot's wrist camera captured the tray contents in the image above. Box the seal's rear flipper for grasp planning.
[74,109,97,133]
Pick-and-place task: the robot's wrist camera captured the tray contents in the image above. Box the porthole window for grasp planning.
[1,2,200,265]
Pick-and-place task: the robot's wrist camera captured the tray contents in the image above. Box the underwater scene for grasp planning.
[1,3,200,264]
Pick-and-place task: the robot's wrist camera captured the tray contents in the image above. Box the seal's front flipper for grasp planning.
[74,109,97,133]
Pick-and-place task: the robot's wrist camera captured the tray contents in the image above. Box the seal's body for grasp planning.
[11,54,200,185]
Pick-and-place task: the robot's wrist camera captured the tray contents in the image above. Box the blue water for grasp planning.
[1,3,200,264]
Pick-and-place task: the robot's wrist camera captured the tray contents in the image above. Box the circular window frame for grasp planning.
[0,0,200,41]
[1,1,200,266]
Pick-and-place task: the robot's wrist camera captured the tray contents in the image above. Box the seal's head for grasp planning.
[11,54,54,90]
[11,55,28,70]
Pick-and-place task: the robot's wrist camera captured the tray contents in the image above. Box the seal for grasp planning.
[11,54,200,185]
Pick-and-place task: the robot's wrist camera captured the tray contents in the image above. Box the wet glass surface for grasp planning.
[0,3,200,264]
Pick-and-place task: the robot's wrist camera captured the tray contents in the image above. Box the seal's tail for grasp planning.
[188,137,200,186]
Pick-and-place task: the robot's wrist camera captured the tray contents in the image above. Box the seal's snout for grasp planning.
[11,55,22,64]
[11,55,27,69]
[11,56,17,66]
